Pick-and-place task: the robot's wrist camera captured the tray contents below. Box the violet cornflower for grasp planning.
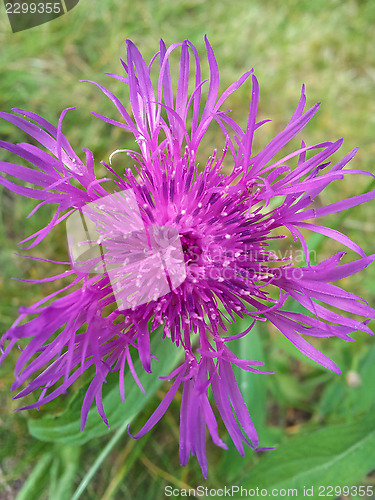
[1,37,375,477]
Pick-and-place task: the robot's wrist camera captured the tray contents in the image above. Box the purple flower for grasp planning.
[1,37,375,477]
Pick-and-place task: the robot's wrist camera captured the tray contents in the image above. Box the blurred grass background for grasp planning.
[1,0,375,498]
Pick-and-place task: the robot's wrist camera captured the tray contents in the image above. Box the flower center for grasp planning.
[180,232,203,266]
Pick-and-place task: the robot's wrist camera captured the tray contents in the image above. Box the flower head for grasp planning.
[1,37,375,477]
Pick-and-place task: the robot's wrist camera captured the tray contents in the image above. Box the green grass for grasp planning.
[1,0,375,498]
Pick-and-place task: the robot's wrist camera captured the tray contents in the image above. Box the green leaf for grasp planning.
[49,445,81,500]
[15,452,52,500]
[71,422,152,500]
[347,345,375,415]
[28,335,183,445]
[242,410,375,497]
[318,345,375,419]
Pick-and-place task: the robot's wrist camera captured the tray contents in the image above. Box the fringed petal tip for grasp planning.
[127,423,139,440]
[332,365,341,375]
